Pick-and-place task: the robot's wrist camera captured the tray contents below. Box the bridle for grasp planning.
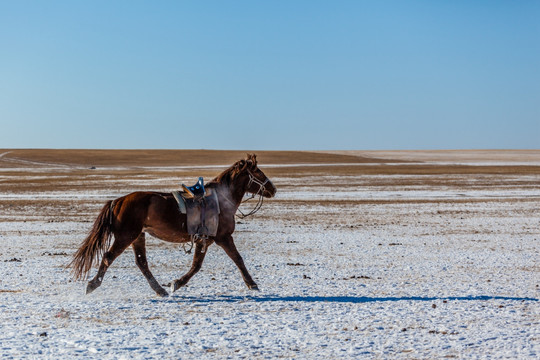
[246,168,269,194]
[235,168,270,219]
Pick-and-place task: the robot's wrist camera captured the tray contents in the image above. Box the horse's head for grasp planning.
[234,154,276,198]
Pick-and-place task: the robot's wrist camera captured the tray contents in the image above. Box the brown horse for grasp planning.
[70,154,276,297]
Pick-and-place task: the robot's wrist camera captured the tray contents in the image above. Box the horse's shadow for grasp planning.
[152,294,538,304]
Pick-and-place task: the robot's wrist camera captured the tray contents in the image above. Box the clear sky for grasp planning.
[1,1,538,150]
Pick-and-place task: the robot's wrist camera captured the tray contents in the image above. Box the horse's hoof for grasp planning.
[248,284,259,291]
[171,279,188,293]
[86,282,97,295]
[156,289,169,297]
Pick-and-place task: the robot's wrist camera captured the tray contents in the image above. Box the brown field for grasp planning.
[0,149,378,168]
[1,149,539,223]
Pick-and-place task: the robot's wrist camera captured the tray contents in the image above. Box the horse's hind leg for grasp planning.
[86,234,134,295]
[132,233,169,297]
[171,241,211,292]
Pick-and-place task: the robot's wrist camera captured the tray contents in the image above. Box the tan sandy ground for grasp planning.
[320,149,540,164]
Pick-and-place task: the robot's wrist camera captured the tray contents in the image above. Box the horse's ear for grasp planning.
[246,153,257,169]
[236,160,246,171]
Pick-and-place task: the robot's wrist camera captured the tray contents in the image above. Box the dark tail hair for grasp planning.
[69,200,114,280]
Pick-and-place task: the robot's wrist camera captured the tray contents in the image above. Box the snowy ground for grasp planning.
[0,163,539,359]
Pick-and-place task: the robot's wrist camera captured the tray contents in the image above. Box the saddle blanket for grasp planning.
[172,188,220,237]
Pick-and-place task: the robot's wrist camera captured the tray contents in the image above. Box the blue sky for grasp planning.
[1,1,538,150]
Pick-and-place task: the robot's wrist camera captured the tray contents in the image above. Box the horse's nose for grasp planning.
[265,180,277,198]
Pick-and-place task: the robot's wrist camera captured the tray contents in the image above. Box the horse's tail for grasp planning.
[69,200,114,280]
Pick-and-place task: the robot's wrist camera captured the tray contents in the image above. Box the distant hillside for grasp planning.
[0,149,399,168]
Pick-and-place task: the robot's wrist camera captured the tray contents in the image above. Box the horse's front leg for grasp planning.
[216,234,259,290]
[171,240,211,292]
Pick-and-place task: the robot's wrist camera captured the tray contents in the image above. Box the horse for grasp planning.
[69,154,277,297]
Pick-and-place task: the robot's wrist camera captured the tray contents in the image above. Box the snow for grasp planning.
[0,167,539,359]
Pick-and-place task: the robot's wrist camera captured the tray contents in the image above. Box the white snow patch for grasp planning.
[0,170,538,359]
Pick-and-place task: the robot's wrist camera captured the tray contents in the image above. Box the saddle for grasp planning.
[172,177,220,238]
[181,177,206,199]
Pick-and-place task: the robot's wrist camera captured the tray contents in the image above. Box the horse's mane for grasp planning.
[209,154,258,185]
